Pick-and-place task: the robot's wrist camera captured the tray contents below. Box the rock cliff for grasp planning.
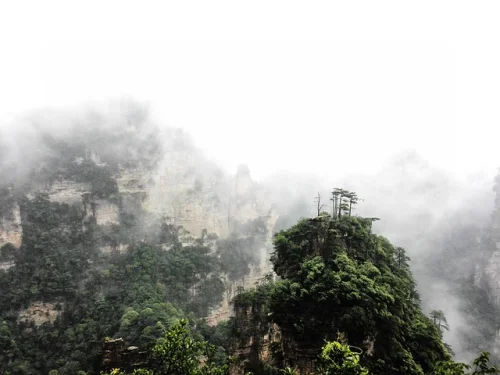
[229,296,317,375]
[0,115,277,326]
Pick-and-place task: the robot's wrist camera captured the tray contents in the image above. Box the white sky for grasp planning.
[1,1,499,181]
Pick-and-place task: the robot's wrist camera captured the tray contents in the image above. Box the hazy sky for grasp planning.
[1,1,499,181]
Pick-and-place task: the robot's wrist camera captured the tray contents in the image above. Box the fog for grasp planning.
[2,0,500,363]
[3,2,500,182]
[0,98,497,362]
[265,150,496,361]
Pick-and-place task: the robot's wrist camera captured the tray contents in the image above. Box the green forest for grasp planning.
[1,126,499,375]
[1,189,498,374]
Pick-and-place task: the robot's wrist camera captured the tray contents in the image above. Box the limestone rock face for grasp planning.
[18,301,61,326]
[94,200,120,225]
[229,303,318,375]
[0,260,15,270]
[1,146,277,254]
[0,121,279,331]
[206,262,268,326]
[143,148,277,239]
[144,148,230,238]
[48,181,91,205]
[101,338,148,371]
[100,243,128,254]
[0,202,22,248]
[230,305,277,375]
[116,167,153,196]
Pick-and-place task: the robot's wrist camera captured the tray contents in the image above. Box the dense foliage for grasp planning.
[270,213,451,374]
[101,319,229,375]
[231,211,463,374]
[2,111,500,375]
[0,127,265,374]
[317,341,369,375]
[0,191,231,374]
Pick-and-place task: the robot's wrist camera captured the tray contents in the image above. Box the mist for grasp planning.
[2,4,500,369]
[1,99,498,363]
[264,149,496,361]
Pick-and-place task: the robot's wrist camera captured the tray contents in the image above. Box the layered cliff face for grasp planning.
[0,207,21,250]
[229,214,453,375]
[230,301,319,375]
[230,304,282,375]
[0,103,277,328]
[0,188,21,271]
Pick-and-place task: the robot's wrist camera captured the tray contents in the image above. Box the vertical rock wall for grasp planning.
[0,202,22,249]
[0,133,278,327]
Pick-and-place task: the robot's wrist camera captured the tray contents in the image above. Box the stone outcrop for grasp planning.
[100,243,128,254]
[116,167,154,196]
[0,260,15,270]
[2,129,277,252]
[229,303,318,375]
[94,200,120,225]
[206,209,278,326]
[230,305,277,375]
[101,338,147,372]
[1,129,278,334]
[18,301,61,326]
[48,181,91,205]
[0,203,22,249]
[206,263,266,326]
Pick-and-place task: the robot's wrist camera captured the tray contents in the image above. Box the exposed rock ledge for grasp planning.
[18,301,61,326]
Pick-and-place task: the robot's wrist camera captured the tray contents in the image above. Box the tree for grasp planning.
[432,352,500,375]
[102,320,228,375]
[430,310,450,334]
[280,366,298,375]
[269,213,450,374]
[432,360,471,375]
[331,189,360,218]
[0,320,18,373]
[331,189,339,219]
[471,352,500,374]
[315,192,326,216]
[117,303,184,348]
[102,368,153,375]
[317,341,370,375]
[394,247,410,269]
[149,319,228,375]
[345,192,360,217]
[333,188,349,218]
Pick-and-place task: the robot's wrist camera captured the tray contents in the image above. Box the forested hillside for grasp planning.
[0,103,275,374]
[230,200,449,375]
[0,104,499,375]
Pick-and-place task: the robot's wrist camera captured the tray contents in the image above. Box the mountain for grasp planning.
[0,102,276,374]
[230,212,450,375]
